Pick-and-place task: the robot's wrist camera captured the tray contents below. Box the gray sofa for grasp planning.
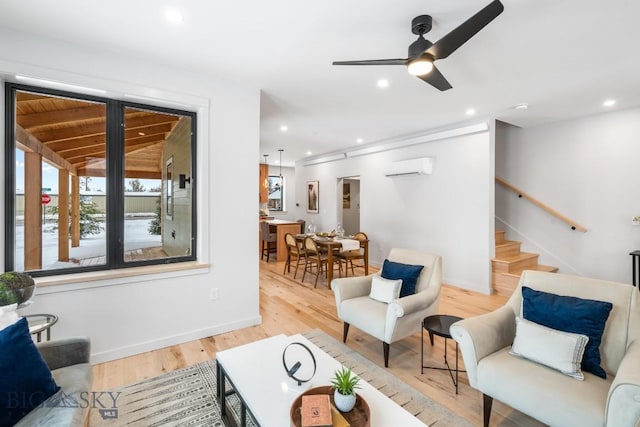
[451,271,640,427]
[16,337,93,427]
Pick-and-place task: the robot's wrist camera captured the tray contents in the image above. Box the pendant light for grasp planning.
[263,154,269,189]
[278,149,284,188]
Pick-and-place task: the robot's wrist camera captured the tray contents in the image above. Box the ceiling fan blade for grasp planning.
[332,59,407,66]
[417,65,452,91]
[425,0,504,60]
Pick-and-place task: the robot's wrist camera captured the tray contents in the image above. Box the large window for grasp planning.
[267,176,284,211]
[4,83,197,276]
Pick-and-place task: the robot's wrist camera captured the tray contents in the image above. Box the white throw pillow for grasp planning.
[369,276,402,304]
[510,316,589,380]
[0,303,20,332]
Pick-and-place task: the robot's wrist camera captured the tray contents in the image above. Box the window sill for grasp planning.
[34,262,210,295]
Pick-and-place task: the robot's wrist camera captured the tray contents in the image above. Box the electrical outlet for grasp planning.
[210,288,218,300]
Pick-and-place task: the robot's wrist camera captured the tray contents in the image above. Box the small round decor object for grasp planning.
[290,386,370,427]
[282,342,317,386]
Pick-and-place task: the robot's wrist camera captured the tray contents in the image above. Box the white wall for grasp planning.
[0,28,261,362]
[293,127,494,293]
[495,109,640,284]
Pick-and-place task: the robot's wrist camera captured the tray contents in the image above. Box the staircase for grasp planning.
[492,230,558,296]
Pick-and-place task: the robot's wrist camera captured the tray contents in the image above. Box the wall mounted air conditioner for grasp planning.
[384,157,434,177]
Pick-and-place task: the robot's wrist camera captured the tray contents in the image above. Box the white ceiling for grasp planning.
[1,0,639,167]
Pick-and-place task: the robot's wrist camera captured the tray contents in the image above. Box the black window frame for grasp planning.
[4,82,198,277]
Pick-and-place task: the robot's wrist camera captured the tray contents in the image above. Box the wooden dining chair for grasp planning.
[336,232,368,276]
[283,233,306,279]
[302,237,343,287]
[260,221,277,262]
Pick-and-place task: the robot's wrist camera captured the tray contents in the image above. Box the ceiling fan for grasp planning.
[332,0,504,91]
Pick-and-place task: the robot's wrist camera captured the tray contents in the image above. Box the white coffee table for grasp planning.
[216,333,427,427]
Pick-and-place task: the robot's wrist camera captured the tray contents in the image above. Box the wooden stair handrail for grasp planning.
[495,177,587,233]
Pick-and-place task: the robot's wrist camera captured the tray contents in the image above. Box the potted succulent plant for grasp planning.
[330,366,361,413]
[0,272,36,307]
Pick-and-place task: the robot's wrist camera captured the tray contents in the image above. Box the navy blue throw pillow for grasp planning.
[522,286,613,379]
[381,259,424,298]
[0,317,60,426]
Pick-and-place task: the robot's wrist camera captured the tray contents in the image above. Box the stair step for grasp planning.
[506,264,559,276]
[494,284,519,297]
[502,265,559,280]
[492,252,539,273]
[492,265,559,296]
[492,230,559,297]
[492,272,521,294]
[495,240,522,258]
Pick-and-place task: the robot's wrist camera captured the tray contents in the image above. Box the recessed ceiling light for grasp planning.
[514,103,529,110]
[280,125,288,132]
[138,132,145,136]
[377,79,389,88]
[356,138,364,144]
[465,108,476,116]
[603,99,616,107]
[306,151,313,156]
[164,9,183,23]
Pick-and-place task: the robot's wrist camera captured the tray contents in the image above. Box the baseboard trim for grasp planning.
[90,316,263,364]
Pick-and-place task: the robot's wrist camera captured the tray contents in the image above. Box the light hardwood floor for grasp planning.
[93,260,542,427]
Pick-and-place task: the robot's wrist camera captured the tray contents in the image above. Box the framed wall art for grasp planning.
[306,181,319,213]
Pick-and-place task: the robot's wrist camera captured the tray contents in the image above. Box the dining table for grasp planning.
[295,234,369,285]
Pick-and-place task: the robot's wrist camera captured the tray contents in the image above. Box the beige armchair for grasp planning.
[451,270,640,427]
[331,248,442,367]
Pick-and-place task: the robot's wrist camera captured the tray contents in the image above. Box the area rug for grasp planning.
[90,329,472,427]
[90,357,253,427]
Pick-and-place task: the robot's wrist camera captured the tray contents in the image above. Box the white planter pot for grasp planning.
[333,389,356,412]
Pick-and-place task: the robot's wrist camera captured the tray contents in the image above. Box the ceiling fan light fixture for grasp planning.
[407,58,433,76]
[332,1,504,91]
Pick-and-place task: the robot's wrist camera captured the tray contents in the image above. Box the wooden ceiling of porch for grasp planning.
[15,91,181,179]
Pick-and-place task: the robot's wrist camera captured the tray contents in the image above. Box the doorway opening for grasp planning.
[338,176,360,236]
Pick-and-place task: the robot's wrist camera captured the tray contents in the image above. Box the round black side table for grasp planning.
[421,314,465,394]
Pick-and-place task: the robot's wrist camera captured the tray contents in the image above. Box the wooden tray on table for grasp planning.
[290,385,370,427]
